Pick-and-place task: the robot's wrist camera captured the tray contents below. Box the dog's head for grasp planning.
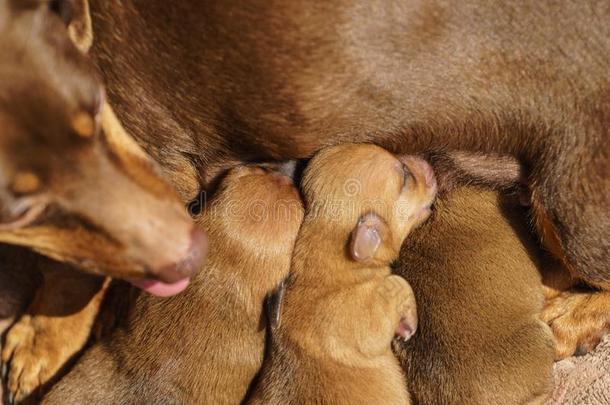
[0,0,206,295]
[302,143,437,265]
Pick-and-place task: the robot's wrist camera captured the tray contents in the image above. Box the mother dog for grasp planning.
[87,0,608,287]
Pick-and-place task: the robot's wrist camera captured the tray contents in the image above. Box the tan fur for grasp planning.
[2,266,107,403]
[43,166,303,404]
[392,187,555,404]
[541,287,610,361]
[249,144,436,404]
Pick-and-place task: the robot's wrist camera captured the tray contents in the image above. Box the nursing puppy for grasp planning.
[250,144,436,404]
[393,186,556,404]
[43,166,303,404]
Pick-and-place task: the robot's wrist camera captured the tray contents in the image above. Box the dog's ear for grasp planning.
[349,212,389,262]
[63,0,94,53]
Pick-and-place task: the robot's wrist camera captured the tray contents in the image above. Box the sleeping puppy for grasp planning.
[392,185,556,404]
[249,143,436,404]
[42,166,303,404]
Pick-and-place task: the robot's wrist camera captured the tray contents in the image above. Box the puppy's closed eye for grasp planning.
[401,163,413,187]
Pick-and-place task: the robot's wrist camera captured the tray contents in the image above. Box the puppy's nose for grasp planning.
[155,227,208,284]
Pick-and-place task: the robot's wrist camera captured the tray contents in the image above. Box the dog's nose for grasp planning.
[155,227,208,284]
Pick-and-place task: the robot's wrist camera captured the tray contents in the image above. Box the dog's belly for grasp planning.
[89,0,607,184]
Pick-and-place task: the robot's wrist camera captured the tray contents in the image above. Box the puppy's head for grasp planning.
[0,1,206,295]
[302,144,437,265]
[204,166,303,280]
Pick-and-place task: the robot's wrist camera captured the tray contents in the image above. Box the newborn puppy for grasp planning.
[250,144,437,404]
[43,166,303,404]
[393,186,555,404]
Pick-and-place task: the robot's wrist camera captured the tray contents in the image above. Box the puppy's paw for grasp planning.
[379,275,418,341]
[541,290,610,360]
[2,315,67,403]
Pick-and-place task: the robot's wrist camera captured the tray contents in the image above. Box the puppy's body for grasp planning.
[393,187,555,404]
[89,0,609,286]
[44,167,303,404]
[250,144,436,404]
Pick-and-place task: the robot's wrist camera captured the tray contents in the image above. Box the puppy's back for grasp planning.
[393,187,555,404]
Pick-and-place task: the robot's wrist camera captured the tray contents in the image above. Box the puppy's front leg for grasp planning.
[376,275,418,342]
[2,260,106,403]
[341,275,418,357]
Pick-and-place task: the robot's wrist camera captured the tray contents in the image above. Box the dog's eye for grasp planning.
[48,0,74,25]
[401,163,412,187]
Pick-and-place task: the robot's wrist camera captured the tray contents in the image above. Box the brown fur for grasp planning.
[249,144,436,404]
[0,0,204,283]
[42,166,303,404]
[88,0,609,290]
[392,187,555,404]
[0,102,202,404]
[0,2,205,401]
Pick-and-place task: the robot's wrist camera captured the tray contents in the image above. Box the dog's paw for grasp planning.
[541,290,610,360]
[379,275,418,341]
[1,315,64,403]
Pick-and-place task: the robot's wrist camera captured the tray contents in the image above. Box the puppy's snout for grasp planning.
[155,227,208,284]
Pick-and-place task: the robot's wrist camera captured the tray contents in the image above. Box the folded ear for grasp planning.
[349,212,389,262]
[67,0,94,53]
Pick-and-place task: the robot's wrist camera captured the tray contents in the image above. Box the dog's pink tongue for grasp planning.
[129,278,190,297]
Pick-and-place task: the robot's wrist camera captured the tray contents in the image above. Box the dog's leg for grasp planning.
[340,275,418,357]
[539,260,610,359]
[528,113,609,287]
[376,275,418,342]
[541,288,610,360]
[2,260,107,403]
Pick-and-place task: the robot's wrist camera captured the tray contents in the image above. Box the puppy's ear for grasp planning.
[349,212,388,262]
[65,0,94,53]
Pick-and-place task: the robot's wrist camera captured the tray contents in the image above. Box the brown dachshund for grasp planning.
[0,0,205,288]
[250,144,436,404]
[88,0,608,287]
[42,165,303,404]
[0,1,205,401]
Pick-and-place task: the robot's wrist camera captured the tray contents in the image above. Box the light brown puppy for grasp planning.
[249,144,436,404]
[42,166,303,404]
[392,186,556,404]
